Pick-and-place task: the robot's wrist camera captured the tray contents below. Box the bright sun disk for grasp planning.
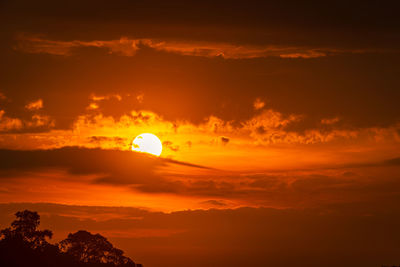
[131,133,163,156]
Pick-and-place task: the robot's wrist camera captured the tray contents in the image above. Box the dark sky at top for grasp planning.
[0,0,399,130]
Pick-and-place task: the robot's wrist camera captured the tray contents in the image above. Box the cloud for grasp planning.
[253,98,265,110]
[25,99,43,110]
[0,147,163,184]
[220,136,230,145]
[90,94,122,102]
[87,136,128,148]
[242,109,303,143]
[162,141,179,152]
[0,147,209,186]
[28,114,54,128]
[87,102,99,110]
[145,40,334,59]
[382,157,400,166]
[321,117,340,125]
[162,158,212,170]
[244,109,301,130]
[136,93,144,104]
[15,34,377,59]
[0,110,23,131]
[15,35,142,56]
[199,199,228,207]
[0,110,54,134]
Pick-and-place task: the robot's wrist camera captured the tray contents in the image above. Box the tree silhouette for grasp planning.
[0,210,62,267]
[60,230,135,266]
[0,210,142,267]
[0,210,53,249]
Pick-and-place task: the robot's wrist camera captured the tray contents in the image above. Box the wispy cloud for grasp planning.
[253,98,265,110]
[15,35,142,56]
[321,117,340,125]
[25,99,43,110]
[89,93,122,102]
[14,34,377,59]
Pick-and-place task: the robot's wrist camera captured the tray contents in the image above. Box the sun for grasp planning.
[131,133,163,156]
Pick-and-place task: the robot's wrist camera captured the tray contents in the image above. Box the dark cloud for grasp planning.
[138,179,236,197]
[162,141,179,152]
[163,158,213,170]
[220,136,230,145]
[199,199,228,207]
[0,147,208,185]
[382,157,400,166]
[339,156,400,169]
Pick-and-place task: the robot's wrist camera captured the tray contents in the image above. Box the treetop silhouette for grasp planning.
[0,210,141,267]
[60,230,135,266]
[0,210,53,250]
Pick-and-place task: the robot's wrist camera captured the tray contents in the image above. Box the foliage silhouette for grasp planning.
[60,230,135,266]
[0,210,141,267]
[1,210,53,250]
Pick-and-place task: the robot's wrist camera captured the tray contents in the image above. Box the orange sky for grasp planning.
[1,1,400,266]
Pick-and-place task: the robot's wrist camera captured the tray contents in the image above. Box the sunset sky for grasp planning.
[1,1,400,266]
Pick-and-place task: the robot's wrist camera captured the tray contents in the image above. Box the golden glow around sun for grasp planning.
[131,133,163,156]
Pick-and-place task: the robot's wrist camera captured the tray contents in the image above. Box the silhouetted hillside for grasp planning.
[0,210,142,267]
